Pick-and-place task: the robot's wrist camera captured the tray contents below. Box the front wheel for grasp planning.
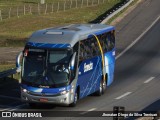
[95,80,106,96]
[69,92,78,107]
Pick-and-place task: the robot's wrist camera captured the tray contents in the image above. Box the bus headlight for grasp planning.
[70,85,74,94]
[22,88,27,93]
[60,90,68,95]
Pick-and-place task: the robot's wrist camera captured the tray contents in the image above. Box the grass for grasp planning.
[0,0,121,47]
[0,64,15,72]
[0,0,67,7]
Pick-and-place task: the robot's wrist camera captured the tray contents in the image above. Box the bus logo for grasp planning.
[84,62,93,73]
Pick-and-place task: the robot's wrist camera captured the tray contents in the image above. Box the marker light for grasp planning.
[60,91,67,95]
[24,49,28,56]
[22,89,27,93]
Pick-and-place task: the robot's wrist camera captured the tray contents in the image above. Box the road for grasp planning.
[0,0,160,120]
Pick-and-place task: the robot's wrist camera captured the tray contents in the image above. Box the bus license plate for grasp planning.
[39,98,48,102]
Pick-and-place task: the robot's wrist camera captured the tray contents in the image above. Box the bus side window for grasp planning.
[107,31,115,51]
[102,34,108,52]
[79,42,85,62]
[98,34,108,53]
[90,37,99,57]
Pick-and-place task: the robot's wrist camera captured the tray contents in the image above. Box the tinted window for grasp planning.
[79,36,101,62]
[108,31,115,51]
[98,31,115,52]
[49,50,71,64]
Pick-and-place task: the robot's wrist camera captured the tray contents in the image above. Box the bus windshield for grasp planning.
[22,48,72,88]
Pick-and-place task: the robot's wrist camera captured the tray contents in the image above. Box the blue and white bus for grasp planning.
[17,24,115,107]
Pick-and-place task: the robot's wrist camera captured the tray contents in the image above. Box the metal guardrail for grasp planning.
[0,52,22,79]
[0,68,17,79]
[0,0,134,79]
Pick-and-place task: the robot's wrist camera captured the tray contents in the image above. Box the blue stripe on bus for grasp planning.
[26,42,71,48]
[78,56,102,98]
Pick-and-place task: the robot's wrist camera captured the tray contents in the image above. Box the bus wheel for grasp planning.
[102,80,106,94]
[69,92,78,107]
[96,80,104,96]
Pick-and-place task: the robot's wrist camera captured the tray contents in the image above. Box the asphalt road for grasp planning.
[0,0,160,120]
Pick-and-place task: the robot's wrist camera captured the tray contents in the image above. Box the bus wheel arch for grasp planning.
[69,85,80,107]
[95,76,105,96]
[77,85,80,100]
[105,73,108,86]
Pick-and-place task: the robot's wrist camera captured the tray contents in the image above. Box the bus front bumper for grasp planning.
[21,90,74,105]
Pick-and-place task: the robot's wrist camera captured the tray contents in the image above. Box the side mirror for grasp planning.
[69,52,76,71]
[16,51,23,72]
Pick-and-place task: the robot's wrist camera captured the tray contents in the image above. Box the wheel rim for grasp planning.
[74,93,77,103]
[100,82,103,93]
[103,81,106,91]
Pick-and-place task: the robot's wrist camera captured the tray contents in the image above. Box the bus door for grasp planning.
[103,31,115,86]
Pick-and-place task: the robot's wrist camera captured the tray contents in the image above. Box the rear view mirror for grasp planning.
[69,52,76,71]
[16,51,23,72]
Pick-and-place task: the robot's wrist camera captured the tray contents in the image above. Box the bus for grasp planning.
[17,24,115,107]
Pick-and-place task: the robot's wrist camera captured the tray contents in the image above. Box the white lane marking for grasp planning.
[144,0,151,6]
[0,95,21,101]
[0,104,27,111]
[144,77,155,84]
[115,92,132,100]
[80,108,97,115]
[116,15,160,60]
[9,104,27,111]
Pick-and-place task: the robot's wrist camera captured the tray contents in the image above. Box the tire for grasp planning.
[69,92,78,107]
[95,80,106,96]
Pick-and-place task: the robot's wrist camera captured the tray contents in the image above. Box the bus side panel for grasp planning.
[104,48,115,86]
[77,56,102,99]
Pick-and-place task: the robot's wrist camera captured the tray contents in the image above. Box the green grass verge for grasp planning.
[0,64,15,72]
[0,0,121,47]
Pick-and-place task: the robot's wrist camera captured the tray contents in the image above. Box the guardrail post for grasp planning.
[45,3,47,14]
[38,3,40,14]
[81,0,83,8]
[57,2,59,12]
[24,5,26,15]
[11,74,14,79]
[29,4,32,14]
[0,10,2,21]
[92,0,94,6]
[8,8,11,19]
[64,0,66,11]
[51,3,54,13]
[70,0,72,9]
[76,0,78,8]
[17,7,19,18]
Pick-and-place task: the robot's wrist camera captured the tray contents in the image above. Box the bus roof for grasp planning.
[27,24,115,48]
